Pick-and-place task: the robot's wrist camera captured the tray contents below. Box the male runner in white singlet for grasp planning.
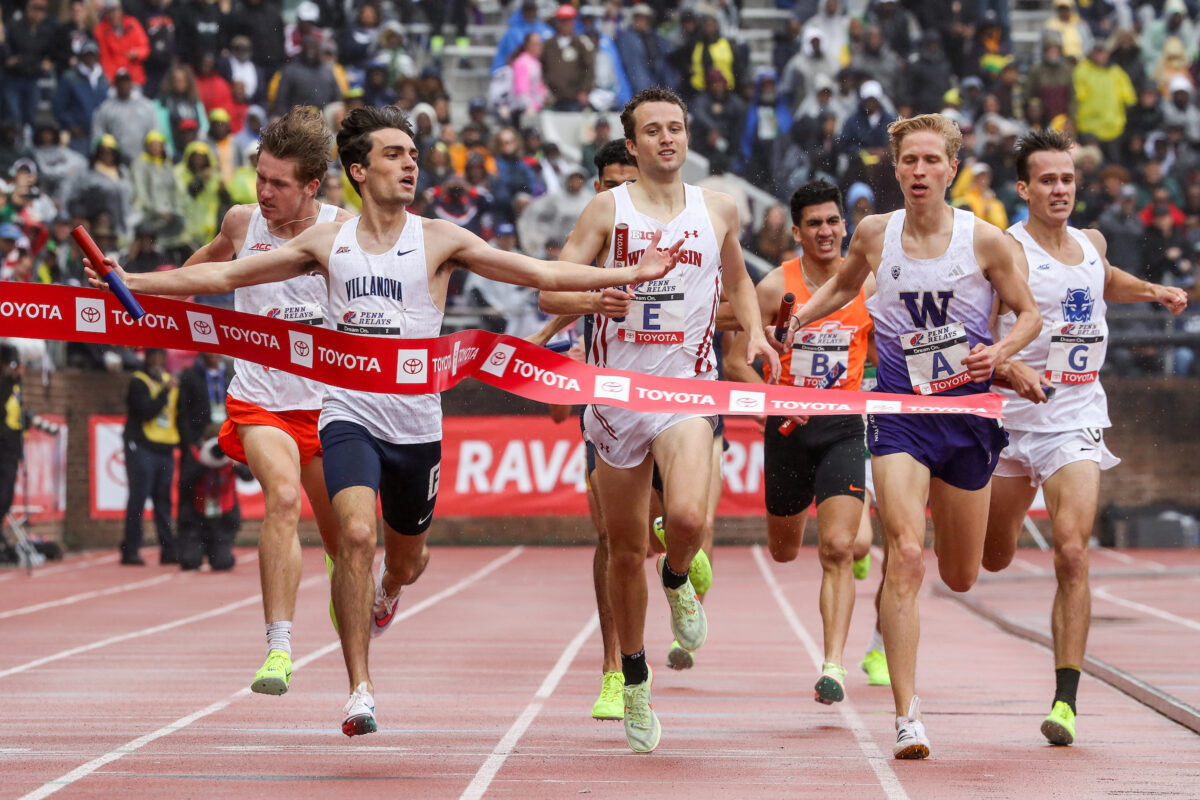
[179,107,352,695]
[89,106,685,737]
[981,129,1187,746]
[543,87,779,753]
[781,114,1042,758]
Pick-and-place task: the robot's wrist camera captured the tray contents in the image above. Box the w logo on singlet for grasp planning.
[900,291,955,329]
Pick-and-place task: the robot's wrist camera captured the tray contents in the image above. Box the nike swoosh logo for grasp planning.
[849,484,864,492]
[417,510,434,526]
[397,248,416,257]
[1079,447,1094,451]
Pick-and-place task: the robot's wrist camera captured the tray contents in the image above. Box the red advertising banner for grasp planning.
[12,414,66,523]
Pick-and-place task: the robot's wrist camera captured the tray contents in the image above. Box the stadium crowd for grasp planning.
[0,0,1198,376]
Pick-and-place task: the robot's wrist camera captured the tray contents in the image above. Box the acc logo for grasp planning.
[289,329,314,368]
[186,310,220,344]
[76,297,107,333]
[1036,262,1052,271]
[479,343,516,378]
[728,389,765,414]
[336,246,351,255]
[395,348,428,384]
[249,242,272,252]
[593,375,630,402]
[909,333,924,346]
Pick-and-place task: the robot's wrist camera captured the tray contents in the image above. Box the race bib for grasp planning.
[901,322,971,395]
[337,309,404,336]
[1045,321,1105,384]
[791,324,851,387]
[617,281,684,344]
[259,303,324,326]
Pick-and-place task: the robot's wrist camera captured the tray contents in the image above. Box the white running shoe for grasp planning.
[342,682,377,737]
[623,667,661,753]
[371,558,402,639]
[893,695,930,759]
[658,555,707,652]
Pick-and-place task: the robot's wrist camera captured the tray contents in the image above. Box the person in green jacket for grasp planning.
[175,141,224,253]
[1073,41,1136,160]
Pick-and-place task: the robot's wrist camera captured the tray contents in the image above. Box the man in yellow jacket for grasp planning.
[121,348,180,565]
[1073,41,1135,153]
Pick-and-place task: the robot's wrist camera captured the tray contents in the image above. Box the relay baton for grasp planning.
[779,361,845,436]
[73,225,145,320]
[614,223,629,268]
[773,292,795,342]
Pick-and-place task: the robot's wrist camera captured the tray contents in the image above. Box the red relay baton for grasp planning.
[614,223,629,269]
[73,225,146,320]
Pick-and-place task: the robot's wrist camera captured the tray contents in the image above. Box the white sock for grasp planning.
[867,629,885,655]
[266,621,293,657]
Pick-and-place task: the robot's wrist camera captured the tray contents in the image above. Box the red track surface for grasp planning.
[2,545,1198,799]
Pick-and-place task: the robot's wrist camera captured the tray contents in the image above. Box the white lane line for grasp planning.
[460,610,598,800]
[0,566,296,681]
[1094,586,1200,632]
[19,546,526,800]
[752,546,910,800]
[1093,549,1166,570]
[0,553,120,583]
[0,574,174,620]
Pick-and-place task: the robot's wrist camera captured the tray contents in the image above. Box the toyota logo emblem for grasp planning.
[194,320,212,336]
[601,381,623,392]
[490,351,508,366]
[402,358,424,374]
[294,341,310,357]
[80,306,101,323]
[735,397,757,408]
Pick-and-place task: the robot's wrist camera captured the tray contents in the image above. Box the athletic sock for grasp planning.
[266,621,293,657]
[622,648,649,685]
[1054,666,1081,713]
[867,629,885,655]
[660,556,689,590]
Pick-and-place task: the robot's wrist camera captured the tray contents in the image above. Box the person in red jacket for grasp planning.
[94,0,150,87]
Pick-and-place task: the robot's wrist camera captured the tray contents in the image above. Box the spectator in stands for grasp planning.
[1140,0,1196,75]
[687,10,741,96]
[779,26,829,112]
[808,0,849,67]
[493,0,553,73]
[1098,184,1146,272]
[850,24,903,103]
[517,164,593,261]
[95,0,150,87]
[129,130,181,243]
[415,142,452,195]
[464,153,506,225]
[62,135,131,240]
[449,124,497,176]
[692,68,747,165]
[176,0,227,69]
[580,117,611,178]
[121,221,172,273]
[870,0,916,59]
[951,161,1007,228]
[194,51,233,115]
[52,40,109,157]
[219,35,264,109]
[32,122,86,203]
[493,126,542,201]
[1025,30,1075,125]
[1162,77,1200,144]
[272,35,342,117]
[430,175,487,237]
[747,203,794,265]
[138,0,178,100]
[155,65,208,160]
[361,57,396,109]
[338,2,380,72]
[57,0,100,73]
[120,348,179,565]
[3,0,60,133]
[205,108,241,187]
[772,16,802,77]
[542,4,595,112]
[741,69,791,193]
[1108,27,1145,93]
[906,30,955,114]
[227,0,285,75]
[92,68,160,166]
[175,141,220,252]
[838,79,894,157]
[845,180,874,238]
[1142,202,1190,286]
[1044,0,1092,62]
[512,32,548,116]
[581,10,631,111]
[617,3,675,94]
[1152,38,1192,98]
[1074,41,1136,162]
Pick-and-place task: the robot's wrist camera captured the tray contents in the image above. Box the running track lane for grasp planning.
[2,547,1198,798]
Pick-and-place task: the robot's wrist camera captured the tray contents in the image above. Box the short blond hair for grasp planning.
[887,114,962,164]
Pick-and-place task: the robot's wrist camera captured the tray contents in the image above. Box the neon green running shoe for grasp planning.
[814,662,846,704]
[1041,700,1075,745]
[653,517,714,595]
[591,671,625,720]
[326,552,337,633]
[666,640,694,671]
[623,668,660,753]
[860,648,891,686]
[251,649,292,695]
[852,552,871,580]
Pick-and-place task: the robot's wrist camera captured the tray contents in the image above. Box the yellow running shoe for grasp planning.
[623,668,660,753]
[251,649,292,695]
[860,648,891,686]
[653,517,713,595]
[852,552,870,580]
[326,553,337,633]
[1041,700,1076,745]
[591,671,625,720]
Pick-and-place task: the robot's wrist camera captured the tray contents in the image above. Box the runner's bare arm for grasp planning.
[788,215,880,333]
[1085,229,1188,314]
[526,314,578,347]
[182,204,253,267]
[968,224,1041,384]
[538,192,634,315]
[86,222,337,296]
[438,217,682,291]
[991,235,1050,402]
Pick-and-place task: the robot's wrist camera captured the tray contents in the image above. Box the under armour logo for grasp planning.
[682,230,699,238]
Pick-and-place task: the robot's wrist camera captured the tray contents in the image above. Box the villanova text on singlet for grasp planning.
[320,214,444,445]
[228,202,340,411]
[996,222,1111,432]
[589,182,724,380]
[866,207,995,396]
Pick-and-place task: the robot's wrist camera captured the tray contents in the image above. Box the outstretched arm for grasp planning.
[1085,229,1188,314]
[787,215,878,335]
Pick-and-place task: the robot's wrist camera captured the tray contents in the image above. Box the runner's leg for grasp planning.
[240,425,306,625]
[981,476,1038,573]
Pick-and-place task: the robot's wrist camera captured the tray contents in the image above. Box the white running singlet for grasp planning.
[319,214,443,445]
[227,203,340,411]
[867,207,995,396]
[996,222,1111,432]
